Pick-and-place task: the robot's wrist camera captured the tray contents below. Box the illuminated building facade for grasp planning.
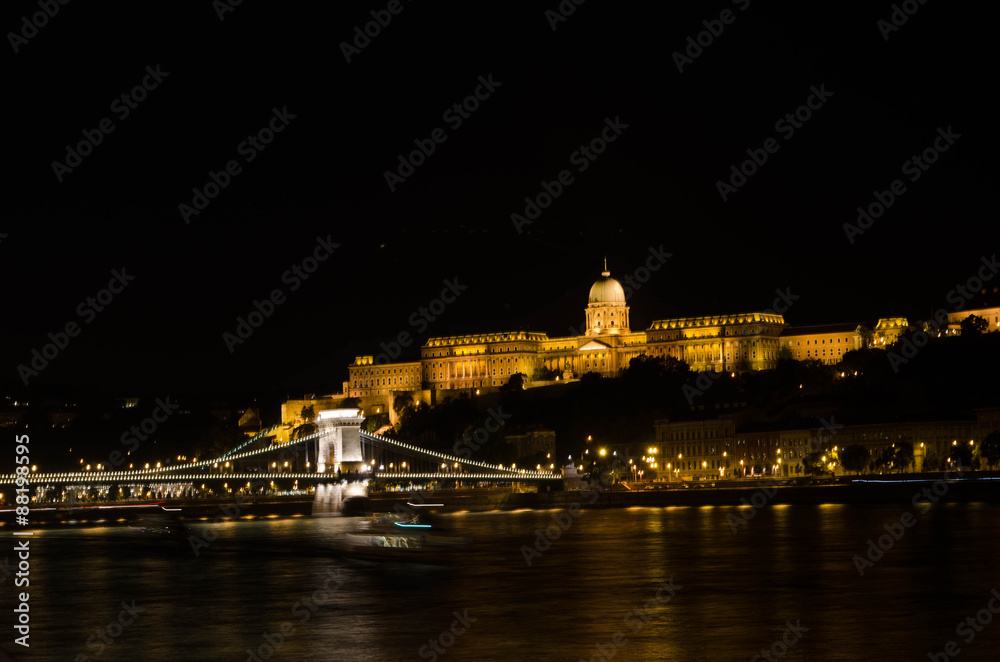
[347,265,790,401]
[947,286,1000,332]
[654,411,991,481]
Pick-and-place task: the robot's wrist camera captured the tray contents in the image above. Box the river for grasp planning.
[7,502,1000,661]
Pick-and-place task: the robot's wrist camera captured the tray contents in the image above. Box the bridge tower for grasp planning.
[314,408,366,515]
[314,408,366,474]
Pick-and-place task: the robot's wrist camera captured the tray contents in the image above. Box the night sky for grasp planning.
[2,1,992,396]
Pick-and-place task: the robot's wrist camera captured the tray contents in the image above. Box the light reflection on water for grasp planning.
[7,503,1000,661]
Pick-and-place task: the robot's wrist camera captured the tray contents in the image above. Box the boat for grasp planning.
[332,509,470,564]
[125,506,189,541]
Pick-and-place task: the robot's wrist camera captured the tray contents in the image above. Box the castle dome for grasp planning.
[589,268,626,304]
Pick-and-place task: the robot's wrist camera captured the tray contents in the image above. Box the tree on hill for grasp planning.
[922,448,940,472]
[949,441,974,468]
[623,354,689,380]
[363,413,389,433]
[894,441,915,473]
[396,400,430,434]
[393,393,414,416]
[803,453,826,476]
[960,314,989,336]
[981,432,1000,469]
[857,325,874,348]
[532,366,559,381]
[840,445,870,475]
[500,372,526,394]
[871,446,895,473]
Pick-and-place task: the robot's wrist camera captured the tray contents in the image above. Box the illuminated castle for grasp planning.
[344,264,851,405]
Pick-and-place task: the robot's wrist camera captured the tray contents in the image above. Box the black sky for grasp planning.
[2,1,993,396]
